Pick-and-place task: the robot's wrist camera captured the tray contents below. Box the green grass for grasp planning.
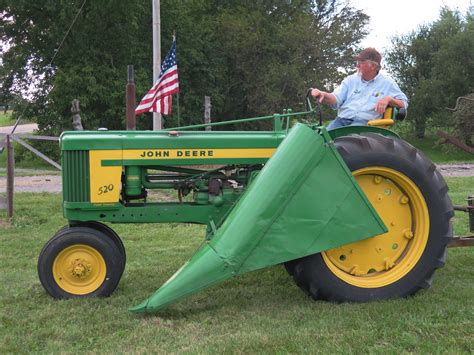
[0,111,15,127]
[1,177,473,353]
[404,135,474,163]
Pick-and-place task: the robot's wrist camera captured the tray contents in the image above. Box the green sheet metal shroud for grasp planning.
[129,124,387,313]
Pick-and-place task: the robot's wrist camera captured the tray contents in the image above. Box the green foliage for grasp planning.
[0,111,15,126]
[386,6,474,140]
[1,178,473,352]
[2,0,369,133]
[401,134,474,163]
[451,94,474,146]
[2,0,152,132]
[0,140,60,170]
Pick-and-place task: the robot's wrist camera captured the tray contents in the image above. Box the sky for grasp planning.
[350,0,473,52]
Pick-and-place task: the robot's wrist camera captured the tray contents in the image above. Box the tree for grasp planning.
[1,0,152,132]
[386,6,474,139]
[451,94,474,147]
[1,0,369,133]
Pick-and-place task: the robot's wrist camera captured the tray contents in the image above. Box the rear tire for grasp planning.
[38,226,123,299]
[287,133,453,302]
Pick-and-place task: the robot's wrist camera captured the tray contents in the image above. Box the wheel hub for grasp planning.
[322,167,429,288]
[70,259,92,278]
[325,173,412,275]
[52,244,107,295]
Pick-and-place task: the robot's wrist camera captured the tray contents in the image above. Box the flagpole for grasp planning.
[152,0,162,130]
[177,92,180,127]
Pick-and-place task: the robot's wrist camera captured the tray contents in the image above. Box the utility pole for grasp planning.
[152,0,162,130]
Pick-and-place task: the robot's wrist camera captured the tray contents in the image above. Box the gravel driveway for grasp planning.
[0,123,38,134]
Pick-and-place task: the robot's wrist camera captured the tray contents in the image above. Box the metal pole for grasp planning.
[6,135,14,219]
[126,65,136,130]
[152,0,162,130]
[177,93,180,127]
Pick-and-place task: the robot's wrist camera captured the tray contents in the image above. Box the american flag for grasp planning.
[135,38,179,116]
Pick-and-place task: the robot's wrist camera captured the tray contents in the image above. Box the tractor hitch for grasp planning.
[450,196,474,247]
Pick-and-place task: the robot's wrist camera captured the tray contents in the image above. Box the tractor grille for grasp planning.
[62,150,90,202]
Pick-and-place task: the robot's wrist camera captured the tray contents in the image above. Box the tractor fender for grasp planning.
[328,125,400,141]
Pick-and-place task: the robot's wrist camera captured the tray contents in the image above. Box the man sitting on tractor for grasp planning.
[311,47,408,129]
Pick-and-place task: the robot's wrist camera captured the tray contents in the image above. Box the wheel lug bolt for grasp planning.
[403,229,414,239]
[400,195,409,204]
[374,176,382,184]
[350,265,361,275]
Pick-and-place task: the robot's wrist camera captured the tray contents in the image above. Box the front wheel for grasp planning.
[287,133,453,302]
[38,226,124,299]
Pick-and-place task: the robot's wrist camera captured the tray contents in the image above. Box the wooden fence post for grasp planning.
[6,134,14,219]
[126,65,136,130]
[204,96,211,131]
[0,137,5,213]
[71,99,84,130]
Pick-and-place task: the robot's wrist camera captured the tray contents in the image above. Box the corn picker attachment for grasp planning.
[38,97,455,313]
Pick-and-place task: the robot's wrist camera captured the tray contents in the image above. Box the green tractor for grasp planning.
[37,93,456,312]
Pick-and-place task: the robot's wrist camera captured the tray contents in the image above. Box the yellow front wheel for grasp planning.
[38,226,124,299]
[52,244,107,295]
[287,133,453,302]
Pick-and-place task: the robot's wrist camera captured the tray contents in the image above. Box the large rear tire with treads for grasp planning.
[286,133,453,302]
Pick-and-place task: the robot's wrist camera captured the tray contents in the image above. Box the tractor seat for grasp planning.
[368,107,407,127]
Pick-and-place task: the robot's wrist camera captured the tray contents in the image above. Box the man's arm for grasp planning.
[311,88,337,106]
[375,96,406,114]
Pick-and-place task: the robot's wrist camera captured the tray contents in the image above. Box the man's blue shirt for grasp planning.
[331,72,408,122]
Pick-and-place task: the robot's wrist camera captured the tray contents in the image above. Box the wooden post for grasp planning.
[6,135,14,219]
[204,96,211,131]
[71,99,84,130]
[0,137,5,212]
[126,65,136,130]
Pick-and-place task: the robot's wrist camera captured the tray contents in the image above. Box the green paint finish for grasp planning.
[64,202,236,225]
[60,131,126,150]
[328,126,400,140]
[131,124,387,313]
[102,158,270,166]
[61,130,286,151]
[64,202,121,210]
[62,150,90,203]
[125,166,142,197]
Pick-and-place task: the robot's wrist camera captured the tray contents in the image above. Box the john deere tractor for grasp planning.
[37,93,456,313]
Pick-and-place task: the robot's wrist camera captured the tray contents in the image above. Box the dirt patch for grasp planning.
[0,175,62,193]
[435,164,474,177]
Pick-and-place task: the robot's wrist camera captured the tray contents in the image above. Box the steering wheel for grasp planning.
[306,88,323,126]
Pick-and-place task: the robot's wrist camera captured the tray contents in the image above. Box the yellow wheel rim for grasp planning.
[322,167,429,288]
[53,244,106,295]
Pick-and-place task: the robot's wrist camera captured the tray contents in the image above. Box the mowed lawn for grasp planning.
[0,177,473,353]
